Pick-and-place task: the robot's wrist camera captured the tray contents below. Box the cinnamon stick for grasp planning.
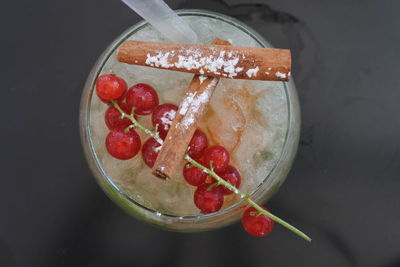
[152,38,231,179]
[117,40,291,81]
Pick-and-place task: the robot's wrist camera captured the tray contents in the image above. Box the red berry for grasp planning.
[105,129,141,160]
[141,138,162,168]
[105,102,132,131]
[126,83,159,115]
[194,184,224,214]
[183,161,207,186]
[203,145,230,173]
[188,129,208,159]
[151,104,178,138]
[96,74,127,103]
[216,165,241,195]
[241,207,275,237]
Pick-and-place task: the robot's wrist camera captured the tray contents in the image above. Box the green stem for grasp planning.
[112,101,311,242]
[111,101,163,145]
[185,155,311,242]
[184,155,245,198]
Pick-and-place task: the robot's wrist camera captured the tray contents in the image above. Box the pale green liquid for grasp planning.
[89,16,288,216]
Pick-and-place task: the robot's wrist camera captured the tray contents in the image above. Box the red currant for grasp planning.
[141,138,162,168]
[203,145,230,173]
[96,74,127,103]
[194,184,224,214]
[188,129,208,159]
[151,104,178,138]
[216,165,241,195]
[104,102,132,131]
[241,207,275,237]
[126,83,159,115]
[183,161,207,186]
[105,129,141,160]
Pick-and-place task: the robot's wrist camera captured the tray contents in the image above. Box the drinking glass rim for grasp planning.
[80,9,294,222]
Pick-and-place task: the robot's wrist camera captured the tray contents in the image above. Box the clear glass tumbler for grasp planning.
[79,9,300,232]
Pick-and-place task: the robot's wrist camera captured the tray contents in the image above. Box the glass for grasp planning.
[79,9,300,232]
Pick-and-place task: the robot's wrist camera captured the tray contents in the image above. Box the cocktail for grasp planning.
[80,9,304,238]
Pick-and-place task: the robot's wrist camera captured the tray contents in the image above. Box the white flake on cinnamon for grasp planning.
[246,66,259,78]
[179,92,196,115]
[180,79,217,129]
[275,71,287,79]
[145,52,174,68]
[198,75,207,84]
[235,67,244,72]
[175,55,203,70]
[181,113,195,129]
[146,49,244,78]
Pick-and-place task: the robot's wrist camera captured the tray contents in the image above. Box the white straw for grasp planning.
[121,0,198,43]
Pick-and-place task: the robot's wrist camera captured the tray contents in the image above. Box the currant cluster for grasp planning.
[95,73,275,237]
[185,145,239,213]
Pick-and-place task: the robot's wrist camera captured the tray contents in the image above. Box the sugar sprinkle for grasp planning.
[246,66,259,78]
[275,71,287,79]
[145,50,244,78]
[160,110,176,130]
[198,75,207,84]
[180,78,217,129]
[179,92,196,115]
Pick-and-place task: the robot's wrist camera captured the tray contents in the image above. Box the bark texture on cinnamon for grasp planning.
[117,40,291,81]
[152,38,230,179]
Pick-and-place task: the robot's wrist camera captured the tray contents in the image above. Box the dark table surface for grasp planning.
[2,0,400,266]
